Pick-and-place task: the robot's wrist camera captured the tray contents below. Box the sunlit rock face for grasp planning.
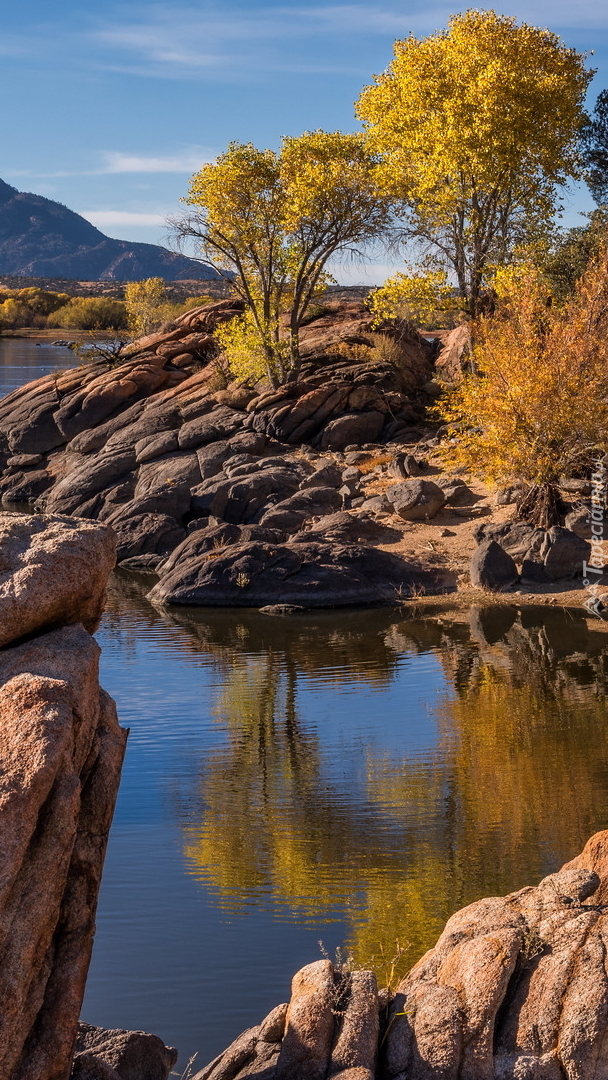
[0,513,128,1080]
[384,831,608,1080]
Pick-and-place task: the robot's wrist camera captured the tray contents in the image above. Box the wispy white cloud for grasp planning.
[3,3,607,89]
[84,4,435,78]
[4,148,213,181]
[78,2,608,83]
[99,150,212,173]
[80,210,169,228]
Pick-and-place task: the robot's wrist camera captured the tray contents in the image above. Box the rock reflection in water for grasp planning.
[106,576,608,981]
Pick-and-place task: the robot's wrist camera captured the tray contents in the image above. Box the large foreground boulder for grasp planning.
[0,627,126,1080]
[0,513,128,1080]
[384,830,608,1080]
[147,540,430,608]
[0,513,115,648]
[0,515,128,1080]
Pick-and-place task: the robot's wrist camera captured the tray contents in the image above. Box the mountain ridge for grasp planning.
[0,179,218,282]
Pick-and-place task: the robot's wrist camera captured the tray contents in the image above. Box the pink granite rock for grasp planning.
[0,512,115,647]
[0,624,127,1080]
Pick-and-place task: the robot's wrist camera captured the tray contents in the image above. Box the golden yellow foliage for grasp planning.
[369,269,464,327]
[356,10,592,315]
[215,311,286,385]
[50,297,127,331]
[177,133,393,385]
[0,287,72,329]
[437,250,608,484]
[333,341,374,362]
[124,277,167,335]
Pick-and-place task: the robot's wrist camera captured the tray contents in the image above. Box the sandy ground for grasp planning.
[355,451,608,623]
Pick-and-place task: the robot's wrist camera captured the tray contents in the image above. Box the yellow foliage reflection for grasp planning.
[180,606,608,981]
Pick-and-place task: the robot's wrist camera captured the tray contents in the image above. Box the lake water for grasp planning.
[2,339,608,1072]
[0,336,77,397]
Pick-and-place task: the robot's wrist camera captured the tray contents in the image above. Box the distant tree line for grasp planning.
[0,281,217,334]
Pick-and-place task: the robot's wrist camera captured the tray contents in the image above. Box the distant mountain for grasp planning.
[0,178,219,281]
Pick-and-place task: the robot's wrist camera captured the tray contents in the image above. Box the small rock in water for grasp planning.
[259,604,305,616]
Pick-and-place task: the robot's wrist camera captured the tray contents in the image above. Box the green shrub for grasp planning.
[50,297,128,331]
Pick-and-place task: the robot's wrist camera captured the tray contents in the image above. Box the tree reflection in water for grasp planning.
[108,578,608,978]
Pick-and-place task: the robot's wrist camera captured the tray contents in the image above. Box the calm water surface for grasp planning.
[0,337,76,396]
[86,587,608,1068]
[3,341,608,1070]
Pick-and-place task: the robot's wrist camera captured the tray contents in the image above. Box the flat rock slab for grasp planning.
[0,512,115,648]
[147,540,431,608]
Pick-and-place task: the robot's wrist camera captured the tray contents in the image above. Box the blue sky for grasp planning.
[2,1,607,283]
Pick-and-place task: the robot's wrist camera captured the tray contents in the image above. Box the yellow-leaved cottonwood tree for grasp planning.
[356,10,592,316]
[124,277,167,335]
[174,132,394,386]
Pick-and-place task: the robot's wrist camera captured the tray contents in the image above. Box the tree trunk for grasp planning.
[286,315,301,383]
[515,482,562,528]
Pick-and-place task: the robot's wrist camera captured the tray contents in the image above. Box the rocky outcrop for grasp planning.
[147,538,434,608]
[0,299,442,606]
[0,513,128,1080]
[384,830,608,1080]
[196,832,608,1080]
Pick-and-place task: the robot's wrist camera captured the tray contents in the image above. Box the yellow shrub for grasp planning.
[215,311,288,384]
[436,254,608,484]
[334,341,374,362]
[50,297,128,331]
[125,277,167,335]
